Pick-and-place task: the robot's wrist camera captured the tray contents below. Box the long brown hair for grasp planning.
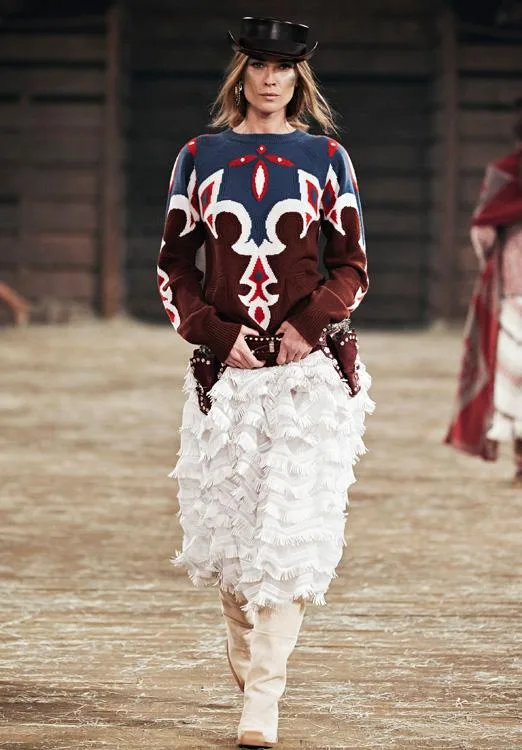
[210,52,338,135]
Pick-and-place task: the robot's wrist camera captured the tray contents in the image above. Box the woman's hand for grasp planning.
[224,325,264,369]
[470,225,496,270]
[275,321,312,365]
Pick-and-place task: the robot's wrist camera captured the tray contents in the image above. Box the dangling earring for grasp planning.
[235,81,243,107]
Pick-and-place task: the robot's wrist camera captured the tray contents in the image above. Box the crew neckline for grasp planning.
[224,128,306,143]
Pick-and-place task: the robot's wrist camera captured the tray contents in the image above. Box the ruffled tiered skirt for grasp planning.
[171,351,374,613]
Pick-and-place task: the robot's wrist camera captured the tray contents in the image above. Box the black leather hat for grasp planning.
[228,17,318,62]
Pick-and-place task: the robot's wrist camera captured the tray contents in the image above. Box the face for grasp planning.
[242,58,297,115]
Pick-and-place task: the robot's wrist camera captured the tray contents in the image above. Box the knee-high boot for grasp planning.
[219,589,253,692]
[237,601,305,748]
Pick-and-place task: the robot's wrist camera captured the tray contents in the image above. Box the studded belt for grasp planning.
[190,319,361,415]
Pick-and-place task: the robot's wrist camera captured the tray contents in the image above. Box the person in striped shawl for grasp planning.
[446,105,522,484]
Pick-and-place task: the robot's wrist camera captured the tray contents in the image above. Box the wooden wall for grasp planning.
[0,8,119,323]
[430,12,522,320]
[453,28,522,317]
[125,0,439,326]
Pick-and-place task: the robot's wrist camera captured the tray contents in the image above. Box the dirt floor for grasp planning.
[0,320,520,750]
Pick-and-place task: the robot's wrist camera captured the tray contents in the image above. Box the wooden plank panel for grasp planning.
[126,269,161,303]
[133,15,429,46]
[0,34,105,62]
[367,240,426,270]
[362,176,429,206]
[0,168,99,199]
[343,112,430,142]
[0,132,21,161]
[431,210,477,244]
[130,43,227,73]
[22,201,98,232]
[0,267,95,300]
[31,103,104,129]
[126,237,159,266]
[367,270,424,298]
[460,141,513,171]
[0,102,19,128]
[0,14,106,33]
[130,79,218,106]
[130,111,210,142]
[317,47,433,76]
[330,82,433,116]
[0,69,105,96]
[432,174,482,208]
[457,270,477,307]
[356,296,424,322]
[0,269,18,288]
[15,268,95,299]
[350,143,428,172]
[428,140,510,173]
[0,168,100,199]
[131,205,429,238]
[130,0,438,16]
[460,174,483,205]
[0,234,16,261]
[459,78,522,107]
[460,45,522,73]
[0,234,96,267]
[433,107,514,140]
[127,183,166,205]
[126,296,162,318]
[459,110,515,140]
[125,204,170,234]
[433,6,458,321]
[100,2,124,318]
[458,244,482,273]
[16,132,101,164]
[0,201,19,231]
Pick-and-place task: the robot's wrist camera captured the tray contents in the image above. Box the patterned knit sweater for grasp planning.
[157,129,368,362]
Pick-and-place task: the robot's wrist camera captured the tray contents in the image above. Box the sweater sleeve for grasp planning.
[288,141,368,346]
[157,140,241,362]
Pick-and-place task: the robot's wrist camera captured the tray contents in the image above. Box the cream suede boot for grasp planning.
[219,589,253,692]
[237,601,305,748]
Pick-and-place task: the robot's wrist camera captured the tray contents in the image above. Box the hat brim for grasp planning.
[227,31,317,62]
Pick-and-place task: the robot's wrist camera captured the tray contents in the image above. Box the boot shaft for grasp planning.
[238,601,305,746]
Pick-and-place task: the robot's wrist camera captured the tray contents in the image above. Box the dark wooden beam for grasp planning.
[434,5,459,321]
[100,2,122,318]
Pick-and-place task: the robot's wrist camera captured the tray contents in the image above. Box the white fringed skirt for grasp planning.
[171,350,374,613]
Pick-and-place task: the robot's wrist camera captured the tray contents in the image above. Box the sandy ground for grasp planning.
[0,320,520,750]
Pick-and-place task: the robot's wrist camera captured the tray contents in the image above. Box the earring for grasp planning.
[235,81,243,107]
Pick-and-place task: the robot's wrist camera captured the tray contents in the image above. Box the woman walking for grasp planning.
[157,17,373,747]
[446,106,522,484]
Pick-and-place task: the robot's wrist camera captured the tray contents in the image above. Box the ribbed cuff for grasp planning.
[288,304,332,347]
[206,318,242,362]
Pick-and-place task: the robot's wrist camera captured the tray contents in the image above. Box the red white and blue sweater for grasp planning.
[157,129,368,362]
